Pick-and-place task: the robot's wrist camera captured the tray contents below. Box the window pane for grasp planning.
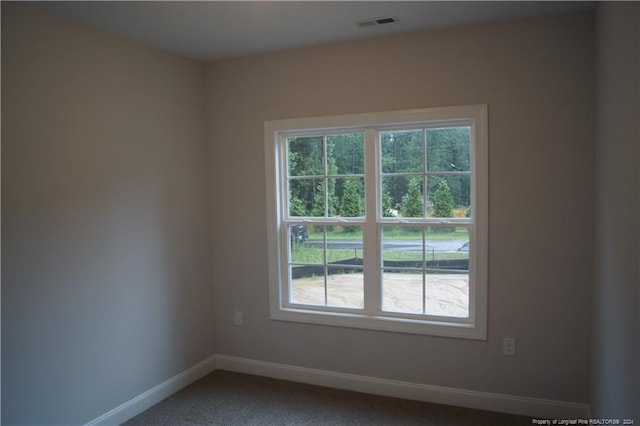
[287,136,324,177]
[380,176,401,217]
[289,224,321,264]
[426,175,470,218]
[426,127,471,172]
[291,271,325,306]
[381,130,424,173]
[425,226,470,262]
[290,224,326,306]
[327,267,363,309]
[328,133,364,175]
[332,177,365,218]
[289,225,364,310]
[327,226,363,263]
[425,226,469,318]
[382,226,423,269]
[381,226,470,317]
[382,269,423,314]
[425,273,469,318]
[382,176,424,218]
[289,178,324,217]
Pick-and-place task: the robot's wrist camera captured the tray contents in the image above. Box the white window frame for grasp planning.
[264,105,488,340]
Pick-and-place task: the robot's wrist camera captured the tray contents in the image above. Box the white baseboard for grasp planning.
[214,354,590,419]
[85,353,590,425]
[85,355,217,426]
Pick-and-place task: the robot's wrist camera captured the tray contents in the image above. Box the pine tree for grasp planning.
[402,177,423,217]
[381,180,394,217]
[310,181,326,217]
[339,178,362,232]
[432,179,454,218]
[326,140,338,216]
[340,178,362,218]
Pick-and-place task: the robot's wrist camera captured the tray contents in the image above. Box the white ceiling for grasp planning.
[33,1,596,61]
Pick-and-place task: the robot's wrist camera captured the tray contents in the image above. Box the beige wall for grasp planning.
[2,4,213,424]
[591,2,640,419]
[206,12,595,403]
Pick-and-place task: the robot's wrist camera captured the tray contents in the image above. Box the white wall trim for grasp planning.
[84,355,217,426]
[215,354,590,419]
[85,353,590,424]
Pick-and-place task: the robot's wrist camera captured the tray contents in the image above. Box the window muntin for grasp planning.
[266,105,487,339]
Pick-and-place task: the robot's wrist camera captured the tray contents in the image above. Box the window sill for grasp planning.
[271,306,487,340]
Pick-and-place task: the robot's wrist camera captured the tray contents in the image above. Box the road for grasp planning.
[304,239,467,253]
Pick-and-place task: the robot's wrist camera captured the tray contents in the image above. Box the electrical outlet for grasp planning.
[503,337,516,356]
[233,311,243,326]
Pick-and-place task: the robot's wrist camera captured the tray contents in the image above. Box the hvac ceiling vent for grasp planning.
[356,16,399,28]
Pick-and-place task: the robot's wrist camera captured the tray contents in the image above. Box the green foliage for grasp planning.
[288,134,365,217]
[310,181,326,217]
[326,139,338,216]
[464,206,471,217]
[290,196,307,216]
[432,179,455,233]
[381,128,471,209]
[425,127,471,208]
[288,137,322,173]
[340,178,363,217]
[340,178,362,232]
[382,191,394,217]
[402,177,423,217]
[330,134,365,174]
[288,128,471,217]
[381,180,394,217]
[291,246,467,265]
[380,131,423,208]
[432,179,454,218]
[380,130,423,174]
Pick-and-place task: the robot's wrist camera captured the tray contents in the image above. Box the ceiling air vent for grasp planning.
[356,16,399,28]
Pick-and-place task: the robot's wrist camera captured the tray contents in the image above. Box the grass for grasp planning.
[291,246,468,264]
[384,251,469,262]
[307,227,468,241]
[291,247,362,264]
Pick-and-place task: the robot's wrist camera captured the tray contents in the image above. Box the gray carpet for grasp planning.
[123,370,532,425]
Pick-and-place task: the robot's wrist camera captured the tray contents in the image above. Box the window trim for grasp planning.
[265,105,488,340]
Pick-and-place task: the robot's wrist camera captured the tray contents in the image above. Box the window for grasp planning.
[265,105,487,339]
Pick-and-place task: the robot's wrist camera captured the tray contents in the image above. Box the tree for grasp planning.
[287,137,323,216]
[290,196,307,216]
[380,180,394,217]
[402,177,423,217]
[432,179,455,232]
[310,181,326,217]
[325,139,338,216]
[380,131,423,209]
[331,133,365,175]
[288,129,471,219]
[382,190,394,217]
[340,177,362,218]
